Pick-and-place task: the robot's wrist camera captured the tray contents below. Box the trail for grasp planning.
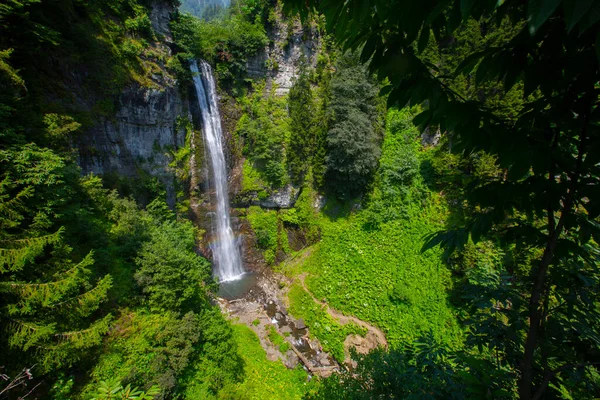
[296,273,388,353]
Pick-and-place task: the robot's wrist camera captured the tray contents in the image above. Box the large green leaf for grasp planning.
[563,0,595,32]
[527,0,561,34]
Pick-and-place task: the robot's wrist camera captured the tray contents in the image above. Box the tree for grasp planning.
[325,51,383,198]
[287,62,315,184]
[134,208,213,312]
[285,0,600,398]
[0,145,112,373]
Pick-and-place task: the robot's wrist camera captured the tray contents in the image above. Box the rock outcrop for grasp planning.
[78,1,189,206]
[259,184,301,209]
[246,10,321,96]
[232,184,301,209]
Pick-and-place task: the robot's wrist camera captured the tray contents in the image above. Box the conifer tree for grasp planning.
[0,145,112,372]
[325,51,382,198]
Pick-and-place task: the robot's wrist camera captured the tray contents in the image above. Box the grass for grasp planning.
[299,196,462,348]
[284,108,463,350]
[267,325,291,353]
[225,324,312,399]
[287,284,367,362]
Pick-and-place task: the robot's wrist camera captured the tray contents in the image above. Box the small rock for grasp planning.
[319,355,331,367]
[281,326,292,334]
[296,318,306,330]
[275,300,288,315]
[284,350,299,369]
[275,312,284,320]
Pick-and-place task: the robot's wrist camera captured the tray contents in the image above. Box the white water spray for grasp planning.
[190,60,244,282]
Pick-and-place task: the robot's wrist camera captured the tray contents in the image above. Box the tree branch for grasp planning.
[532,362,600,400]
[521,103,591,400]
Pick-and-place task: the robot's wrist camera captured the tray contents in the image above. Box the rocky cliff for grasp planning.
[246,11,321,96]
[78,1,190,206]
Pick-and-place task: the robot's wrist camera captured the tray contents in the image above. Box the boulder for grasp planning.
[281,325,292,334]
[260,185,301,209]
[283,350,299,369]
[296,318,306,330]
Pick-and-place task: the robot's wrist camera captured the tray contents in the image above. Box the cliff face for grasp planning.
[78,1,190,206]
[79,83,188,204]
[246,12,321,96]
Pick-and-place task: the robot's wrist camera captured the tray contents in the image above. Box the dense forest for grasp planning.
[1,0,599,399]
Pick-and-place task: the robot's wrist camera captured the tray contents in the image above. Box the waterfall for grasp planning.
[190,60,244,282]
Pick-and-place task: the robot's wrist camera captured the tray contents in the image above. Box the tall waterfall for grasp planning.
[191,60,244,282]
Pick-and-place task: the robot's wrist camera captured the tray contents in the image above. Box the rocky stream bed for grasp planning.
[216,267,387,378]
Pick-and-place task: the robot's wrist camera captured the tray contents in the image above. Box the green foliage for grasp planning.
[82,311,199,398]
[241,159,268,195]
[287,63,315,184]
[286,0,600,397]
[219,324,311,399]
[267,325,291,353]
[325,51,383,198]
[307,338,469,399]
[0,145,112,373]
[134,216,213,312]
[235,83,290,187]
[363,107,422,227]
[279,183,320,246]
[91,379,160,400]
[171,10,267,84]
[180,308,244,398]
[247,206,279,264]
[283,109,461,354]
[124,12,154,38]
[288,284,366,362]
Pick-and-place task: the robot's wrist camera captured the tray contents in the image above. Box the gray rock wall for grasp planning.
[78,1,190,206]
[246,13,321,96]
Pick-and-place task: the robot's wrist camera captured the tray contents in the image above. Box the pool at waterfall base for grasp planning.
[217,272,258,299]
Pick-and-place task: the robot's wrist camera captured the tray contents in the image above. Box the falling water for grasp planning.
[191,60,244,282]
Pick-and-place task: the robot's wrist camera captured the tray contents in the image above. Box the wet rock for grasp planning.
[313,195,326,211]
[296,318,306,330]
[318,354,331,367]
[275,299,287,313]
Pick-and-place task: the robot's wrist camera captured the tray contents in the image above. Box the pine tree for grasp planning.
[0,145,112,373]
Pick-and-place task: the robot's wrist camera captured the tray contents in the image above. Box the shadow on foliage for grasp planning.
[305,332,520,399]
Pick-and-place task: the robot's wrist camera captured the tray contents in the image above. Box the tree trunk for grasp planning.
[518,114,588,399]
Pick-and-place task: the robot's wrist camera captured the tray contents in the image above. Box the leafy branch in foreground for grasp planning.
[285,0,600,398]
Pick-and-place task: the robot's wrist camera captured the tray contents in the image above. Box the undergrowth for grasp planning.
[225,324,311,399]
[287,284,367,362]
[286,108,463,350]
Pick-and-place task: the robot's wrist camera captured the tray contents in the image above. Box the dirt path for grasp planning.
[296,273,388,357]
